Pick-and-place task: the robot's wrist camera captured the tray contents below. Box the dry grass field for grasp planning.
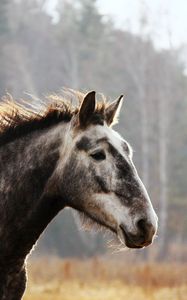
[24,257,187,300]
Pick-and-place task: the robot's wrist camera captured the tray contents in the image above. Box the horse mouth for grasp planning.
[118,225,152,249]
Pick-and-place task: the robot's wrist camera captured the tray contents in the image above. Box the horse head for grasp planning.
[56,91,158,248]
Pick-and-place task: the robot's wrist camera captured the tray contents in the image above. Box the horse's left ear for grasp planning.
[105,95,123,126]
[79,91,96,127]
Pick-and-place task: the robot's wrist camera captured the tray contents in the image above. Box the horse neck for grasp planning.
[0,122,69,260]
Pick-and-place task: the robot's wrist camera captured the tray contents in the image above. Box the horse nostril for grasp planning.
[137,218,147,233]
[136,218,156,240]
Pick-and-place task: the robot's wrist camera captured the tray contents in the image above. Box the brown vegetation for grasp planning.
[24,257,187,300]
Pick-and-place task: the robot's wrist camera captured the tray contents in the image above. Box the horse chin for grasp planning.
[75,210,117,236]
[75,210,106,232]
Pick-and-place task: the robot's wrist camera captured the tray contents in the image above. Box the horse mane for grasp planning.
[0,90,107,146]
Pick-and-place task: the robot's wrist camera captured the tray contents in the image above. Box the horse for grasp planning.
[0,90,158,299]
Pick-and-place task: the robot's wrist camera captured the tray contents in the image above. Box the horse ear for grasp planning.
[105,95,123,126]
[79,91,96,127]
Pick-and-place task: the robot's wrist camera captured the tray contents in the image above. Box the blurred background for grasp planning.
[1,0,187,299]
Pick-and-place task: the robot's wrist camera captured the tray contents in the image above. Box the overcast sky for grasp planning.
[99,0,187,49]
[46,0,187,49]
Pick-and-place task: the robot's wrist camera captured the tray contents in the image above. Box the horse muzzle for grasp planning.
[118,218,157,248]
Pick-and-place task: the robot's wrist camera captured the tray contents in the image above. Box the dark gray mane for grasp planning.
[0,91,107,146]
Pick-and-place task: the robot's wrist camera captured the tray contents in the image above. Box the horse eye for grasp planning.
[90,151,106,161]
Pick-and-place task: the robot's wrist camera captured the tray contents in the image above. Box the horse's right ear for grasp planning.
[78,91,96,128]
